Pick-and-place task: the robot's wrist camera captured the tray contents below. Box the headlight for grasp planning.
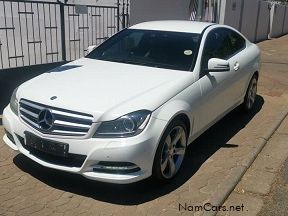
[94,110,151,138]
[10,87,19,116]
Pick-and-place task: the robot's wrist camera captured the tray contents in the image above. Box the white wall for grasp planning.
[221,0,242,30]
[130,0,191,25]
[219,0,259,40]
[283,7,288,34]
[255,1,270,42]
[270,4,286,38]
[219,0,288,42]
[240,0,258,41]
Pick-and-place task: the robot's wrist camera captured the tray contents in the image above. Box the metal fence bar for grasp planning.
[77,9,80,59]
[3,1,10,68]
[18,2,24,66]
[190,0,219,22]
[60,3,66,61]
[10,1,17,67]
[54,4,59,62]
[36,3,42,64]
[42,3,47,63]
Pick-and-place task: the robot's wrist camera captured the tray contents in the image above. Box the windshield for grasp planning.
[86,29,201,71]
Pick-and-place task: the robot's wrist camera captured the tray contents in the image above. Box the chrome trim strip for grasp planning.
[20,100,44,110]
[52,110,94,121]
[51,130,87,135]
[53,120,91,129]
[20,107,38,118]
[21,114,40,129]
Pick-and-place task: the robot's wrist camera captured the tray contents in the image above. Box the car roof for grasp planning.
[129,20,214,34]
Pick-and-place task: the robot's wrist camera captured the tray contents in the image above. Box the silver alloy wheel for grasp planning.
[160,126,187,179]
[246,78,257,110]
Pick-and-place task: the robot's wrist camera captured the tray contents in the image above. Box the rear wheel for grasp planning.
[152,119,187,182]
[243,75,258,111]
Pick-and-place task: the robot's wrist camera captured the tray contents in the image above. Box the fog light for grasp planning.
[4,129,15,144]
[93,162,140,174]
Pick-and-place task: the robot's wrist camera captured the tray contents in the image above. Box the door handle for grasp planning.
[234,62,240,71]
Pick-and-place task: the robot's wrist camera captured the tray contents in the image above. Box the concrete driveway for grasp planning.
[0,35,288,216]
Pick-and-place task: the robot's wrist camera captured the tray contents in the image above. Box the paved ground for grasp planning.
[0,35,288,216]
[259,158,288,216]
[218,116,288,216]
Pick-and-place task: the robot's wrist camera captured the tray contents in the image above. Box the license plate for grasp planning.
[24,132,69,157]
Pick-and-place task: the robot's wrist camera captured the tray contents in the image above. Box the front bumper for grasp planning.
[2,105,167,184]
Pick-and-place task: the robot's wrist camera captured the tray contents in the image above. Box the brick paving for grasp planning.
[217,117,288,216]
[1,35,288,216]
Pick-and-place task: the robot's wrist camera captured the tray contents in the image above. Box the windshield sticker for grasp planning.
[184,50,193,56]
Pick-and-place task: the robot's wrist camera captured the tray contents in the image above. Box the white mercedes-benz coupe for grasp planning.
[3,21,260,184]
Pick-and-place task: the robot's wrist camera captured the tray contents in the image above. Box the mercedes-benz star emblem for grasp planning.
[38,109,54,131]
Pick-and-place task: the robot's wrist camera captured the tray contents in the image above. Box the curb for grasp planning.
[202,111,288,216]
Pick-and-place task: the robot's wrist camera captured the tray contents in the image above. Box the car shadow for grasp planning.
[13,95,264,205]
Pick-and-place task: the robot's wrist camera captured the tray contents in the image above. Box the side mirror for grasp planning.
[206,58,230,72]
[86,45,97,55]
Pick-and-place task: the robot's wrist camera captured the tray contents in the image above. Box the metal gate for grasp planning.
[190,0,219,23]
[0,0,129,69]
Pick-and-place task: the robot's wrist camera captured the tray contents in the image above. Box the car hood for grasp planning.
[18,58,195,121]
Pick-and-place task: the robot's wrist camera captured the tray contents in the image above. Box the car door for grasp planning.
[196,28,242,132]
[225,29,250,102]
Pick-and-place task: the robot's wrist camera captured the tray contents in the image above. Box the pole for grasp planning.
[126,0,129,27]
[122,0,126,29]
[117,0,120,31]
[60,3,66,61]
[196,0,203,21]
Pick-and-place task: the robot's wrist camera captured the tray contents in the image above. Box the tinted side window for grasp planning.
[201,28,246,70]
[226,29,246,56]
[201,29,231,69]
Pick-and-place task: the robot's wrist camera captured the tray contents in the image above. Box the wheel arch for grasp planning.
[243,71,259,99]
[151,107,192,181]
[152,99,193,141]
[173,113,191,140]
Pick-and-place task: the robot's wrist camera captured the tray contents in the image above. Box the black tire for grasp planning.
[152,118,188,182]
[242,75,258,112]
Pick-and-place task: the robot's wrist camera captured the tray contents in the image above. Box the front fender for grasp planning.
[152,100,193,137]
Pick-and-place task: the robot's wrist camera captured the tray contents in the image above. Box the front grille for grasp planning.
[19,99,94,137]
